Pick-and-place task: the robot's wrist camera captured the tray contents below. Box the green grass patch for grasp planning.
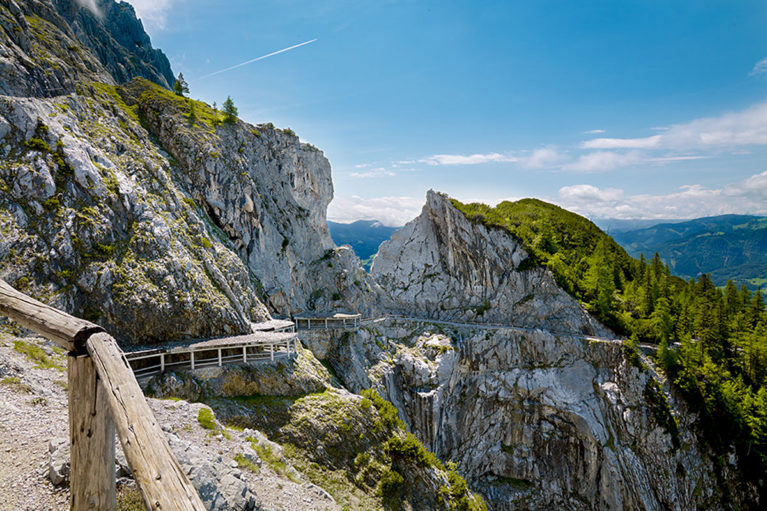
[197,407,217,430]
[360,388,404,431]
[233,453,260,473]
[249,439,298,482]
[1,376,32,393]
[13,340,64,370]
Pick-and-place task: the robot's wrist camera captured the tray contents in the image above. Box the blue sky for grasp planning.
[124,0,767,226]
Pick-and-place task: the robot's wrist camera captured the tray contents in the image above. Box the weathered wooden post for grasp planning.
[69,353,116,510]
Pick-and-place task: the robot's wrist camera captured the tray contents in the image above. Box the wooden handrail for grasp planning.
[0,280,205,510]
[0,280,103,351]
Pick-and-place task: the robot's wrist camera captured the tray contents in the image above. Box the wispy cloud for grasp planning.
[559,184,624,203]
[583,135,661,150]
[557,170,767,219]
[583,129,605,135]
[198,39,318,79]
[74,0,102,18]
[581,102,767,151]
[562,151,643,173]
[327,195,423,226]
[419,153,517,166]
[123,0,177,30]
[520,147,564,169]
[750,57,767,76]
[350,168,396,178]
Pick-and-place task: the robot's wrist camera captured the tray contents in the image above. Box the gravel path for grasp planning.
[0,331,339,511]
[0,332,69,511]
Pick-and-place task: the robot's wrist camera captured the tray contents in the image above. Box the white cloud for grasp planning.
[350,168,396,178]
[327,195,423,226]
[123,0,178,30]
[520,147,564,169]
[583,135,661,149]
[583,129,605,135]
[750,57,767,76]
[419,153,518,166]
[74,0,102,18]
[582,102,767,151]
[556,170,767,219]
[562,151,643,173]
[558,184,624,202]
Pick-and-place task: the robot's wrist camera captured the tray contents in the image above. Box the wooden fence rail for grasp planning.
[0,280,206,511]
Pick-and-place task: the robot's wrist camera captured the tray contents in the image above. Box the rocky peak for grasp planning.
[0,0,173,97]
[53,0,175,87]
[372,190,610,336]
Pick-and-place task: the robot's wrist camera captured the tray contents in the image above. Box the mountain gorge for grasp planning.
[0,1,764,510]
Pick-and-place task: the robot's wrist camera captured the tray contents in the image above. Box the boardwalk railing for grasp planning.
[0,280,206,511]
[125,333,298,380]
[295,313,361,331]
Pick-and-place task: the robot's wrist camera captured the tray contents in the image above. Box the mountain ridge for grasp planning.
[611,214,767,289]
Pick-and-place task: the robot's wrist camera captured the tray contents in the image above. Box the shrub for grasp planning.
[197,407,217,430]
[387,433,439,468]
[377,469,404,497]
[42,197,60,212]
[622,334,645,370]
[24,137,50,152]
[360,388,404,430]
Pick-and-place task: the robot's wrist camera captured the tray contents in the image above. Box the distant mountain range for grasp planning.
[610,214,767,289]
[328,220,399,268]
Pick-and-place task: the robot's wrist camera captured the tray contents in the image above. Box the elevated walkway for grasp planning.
[124,331,298,380]
[295,313,361,330]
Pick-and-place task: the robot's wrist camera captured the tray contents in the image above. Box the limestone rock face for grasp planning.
[52,0,176,88]
[303,320,757,510]
[120,78,381,317]
[0,0,172,98]
[0,90,270,343]
[372,190,609,336]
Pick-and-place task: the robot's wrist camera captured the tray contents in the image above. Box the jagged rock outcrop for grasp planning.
[0,0,172,98]
[118,78,380,316]
[372,190,610,336]
[302,319,758,510]
[53,0,175,88]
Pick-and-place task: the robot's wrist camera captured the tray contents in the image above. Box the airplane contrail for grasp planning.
[198,39,318,79]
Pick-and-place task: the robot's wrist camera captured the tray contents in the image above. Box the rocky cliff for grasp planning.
[302,320,757,510]
[372,190,609,336]
[0,0,375,344]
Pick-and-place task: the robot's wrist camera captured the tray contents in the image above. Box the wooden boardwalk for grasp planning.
[124,330,298,380]
[294,313,361,330]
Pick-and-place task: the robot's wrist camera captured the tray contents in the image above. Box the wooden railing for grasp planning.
[125,334,297,380]
[0,280,205,511]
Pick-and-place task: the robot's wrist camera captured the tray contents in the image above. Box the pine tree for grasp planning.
[173,72,189,97]
[749,288,765,327]
[222,96,238,124]
[725,280,740,316]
